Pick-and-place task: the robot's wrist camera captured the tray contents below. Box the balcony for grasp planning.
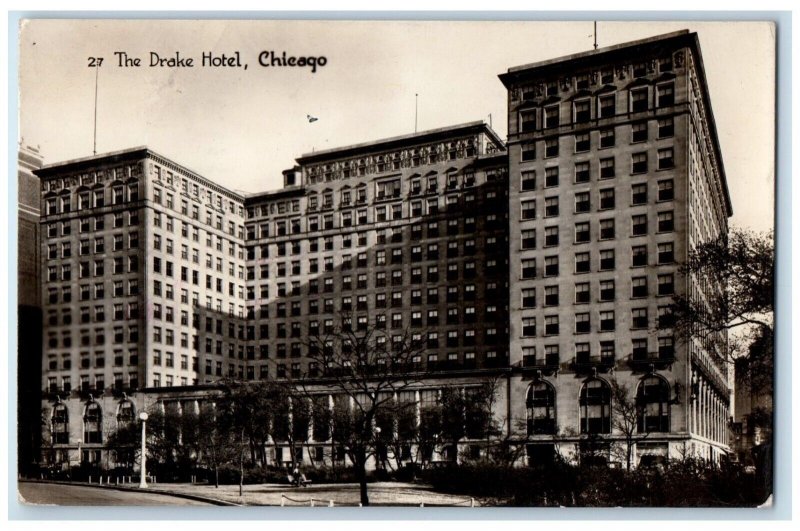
[522,354,560,375]
[572,354,615,374]
[628,350,676,371]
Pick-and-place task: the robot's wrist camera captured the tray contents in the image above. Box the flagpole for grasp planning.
[414,93,418,133]
[594,21,598,50]
[93,64,99,155]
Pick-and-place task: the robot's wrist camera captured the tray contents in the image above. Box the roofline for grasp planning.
[499,30,731,217]
[502,30,691,79]
[295,121,505,165]
[33,146,247,202]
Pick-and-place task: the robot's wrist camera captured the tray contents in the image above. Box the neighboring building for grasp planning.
[32,30,732,474]
[499,30,732,465]
[18,143,44,475]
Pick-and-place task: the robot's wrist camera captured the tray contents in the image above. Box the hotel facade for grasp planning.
[30,30,732,472]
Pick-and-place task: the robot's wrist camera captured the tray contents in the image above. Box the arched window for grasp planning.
[117,400,136,429]
[84,402,103,443]
[109,180,125,205]
[52,404,69,444]
[527,382,556,435]
[637,376,671,432]
[579,378,611,434]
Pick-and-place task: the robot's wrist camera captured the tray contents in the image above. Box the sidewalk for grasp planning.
[144,481,481,507]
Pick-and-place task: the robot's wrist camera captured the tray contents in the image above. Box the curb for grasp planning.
[19,479,241,507]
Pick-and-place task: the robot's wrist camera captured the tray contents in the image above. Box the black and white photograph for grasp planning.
[14,18,777,510]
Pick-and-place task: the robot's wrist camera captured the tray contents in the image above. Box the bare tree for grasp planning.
[608,378,648,471]
[292,315,427,506]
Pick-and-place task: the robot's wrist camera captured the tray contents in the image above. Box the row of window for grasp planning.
[152,164,243,217]
[46,326,139,349]
[44,181,139,217]
[519,118,675,159]
[521,338,674,366]
[45,210,139,240]
[517,82,676,133]
[46,280,139,305]
[46,233,139,262]
[47,351,138,371]
[520,280,677,308]
[152,185,244,236]
[527,376,671,436]
[46,303,140,327]
[520,221,675,253]
[520,145,675,175]
[520,311,676,336]
[520,251,677,283]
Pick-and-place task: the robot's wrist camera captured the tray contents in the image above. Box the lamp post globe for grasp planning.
[138,411,149,488]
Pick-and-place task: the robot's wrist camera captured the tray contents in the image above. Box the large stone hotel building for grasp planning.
[28,30,732,472]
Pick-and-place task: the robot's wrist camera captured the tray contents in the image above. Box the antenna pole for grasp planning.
[414,93,418,133]
[93,64,99,155]
[593,21,598,50]
[488,113,492,128]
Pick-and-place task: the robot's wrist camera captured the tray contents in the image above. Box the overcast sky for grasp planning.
[18,19,774,231]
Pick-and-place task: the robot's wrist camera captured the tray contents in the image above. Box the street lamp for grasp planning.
[138,412,149,489]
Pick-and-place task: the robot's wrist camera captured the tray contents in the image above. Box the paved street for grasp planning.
[18,481,214,506]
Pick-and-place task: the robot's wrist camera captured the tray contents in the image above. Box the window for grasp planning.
[575,162,590,183]
[632,214,648,236]
[521,143,536,161]
[599,158,615,179]
[544,226,559,247]
[575,192,590,213]
[544,315,559,336]
[630,87,648,112]
[658,242,674,264]
[544,104,559,128]
[575,222,590,243]
[599,280,615,301]
[519,109,536,132]
[632,308,648,329]
[84,403,103,443]
[598,94,615,117]
[521,200,536,220]
[521,170,536,191]
[522,288,536,308]
[632,122,648,143]
[632,152,648,174]
[544,197,559,217]
[632,183,648,205]
[521,259,537,279]
[599,310,615,331]
[521,229,536,249]
[599,128,615,148]
[575,282,590,304]
[575,252,590,273]
[544,285,558,306]
[599,219,615,240]
[544,256,558,277]
[545,138,559,158]
[599,188,615,210]
[575,313,590,334]
[658,117,674,138]
[527,383,556,435]
[545,167,559,187]
[575,133,590,152]
[632,277,648,298]
[580,379,611,434]
[658,180,674,201]
[658,337,675,359]
[574,99,590,123]
[657,274,674,295]
[657,148,674,170]
[656,83,674,107]
[657,211,674,232]
[522,317,536,336]
[638,377,671,432]
[632,245,648,267]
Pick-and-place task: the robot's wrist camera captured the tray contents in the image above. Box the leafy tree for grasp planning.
[661,228,773,359]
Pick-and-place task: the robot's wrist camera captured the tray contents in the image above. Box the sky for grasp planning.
[18,19,775,232]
